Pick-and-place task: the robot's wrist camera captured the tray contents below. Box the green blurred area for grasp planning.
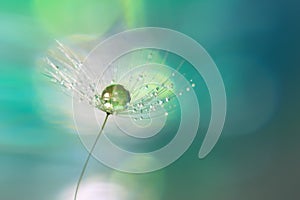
[1,0,300,200]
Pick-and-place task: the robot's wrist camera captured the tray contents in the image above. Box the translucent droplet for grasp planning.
[190,79,193,82]
[179,92,182,96]
[98,84,131,114]
[191,83,196,87]
[137,103,144,108]
[138,74,143,81]
[172,72,175,77]
[186,87,190,92]
[164,112,168,116]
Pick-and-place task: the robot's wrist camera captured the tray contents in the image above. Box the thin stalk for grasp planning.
[74,113,110,200]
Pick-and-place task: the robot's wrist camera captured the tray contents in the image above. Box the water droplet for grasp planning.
[191,83,196,87]
[179,92,182,96]
[137,103,144,108]
[138,74,143,81]
[190,79,193,82]
[172,72,175,77]
[186,87,190,91]
[164,112,168,116]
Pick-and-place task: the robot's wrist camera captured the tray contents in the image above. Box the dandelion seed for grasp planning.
[42,42,184,200]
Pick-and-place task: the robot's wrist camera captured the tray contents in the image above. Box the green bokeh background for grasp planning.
[1,0,299,199]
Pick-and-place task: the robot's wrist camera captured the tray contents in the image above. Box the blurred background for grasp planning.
[0,0,299,199]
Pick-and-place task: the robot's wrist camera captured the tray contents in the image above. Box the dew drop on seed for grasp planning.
[138,74,143,81]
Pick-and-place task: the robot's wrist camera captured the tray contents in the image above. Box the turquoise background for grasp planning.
[0,0,299,199]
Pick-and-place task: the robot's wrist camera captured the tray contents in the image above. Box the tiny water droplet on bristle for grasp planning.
[138,74,143,81]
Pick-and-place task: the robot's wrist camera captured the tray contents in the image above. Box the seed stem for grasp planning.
[74,113,110,200]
